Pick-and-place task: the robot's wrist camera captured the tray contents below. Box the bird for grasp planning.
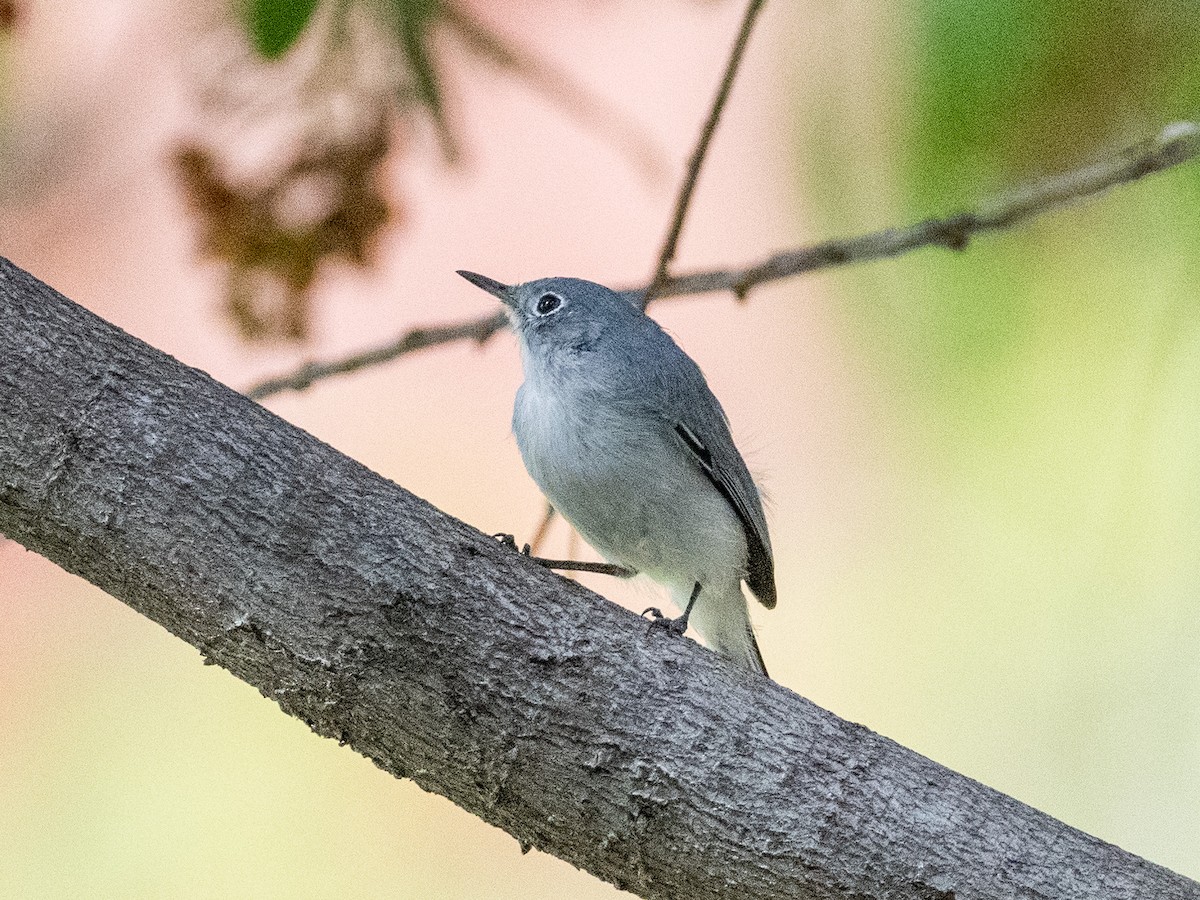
[459,270,775,676]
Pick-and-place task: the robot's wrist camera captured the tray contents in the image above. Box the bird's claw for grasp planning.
[641,607,688,636]
[493,533,532,556]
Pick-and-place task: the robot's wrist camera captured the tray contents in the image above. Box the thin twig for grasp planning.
[245,309,507,400]
[643,0,767,306]
[245,121,1200,400]
[529,501,556,555]
[655,121,1200,301]
[495,522,634,577]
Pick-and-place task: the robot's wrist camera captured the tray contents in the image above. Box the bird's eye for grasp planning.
[535,293,562,315]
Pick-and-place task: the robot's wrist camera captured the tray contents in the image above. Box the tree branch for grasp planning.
[2,257,1196,898]
[644,0,767,304]
[245,308,507,400]
[246,120,1200,400]
[654,120,1200,300]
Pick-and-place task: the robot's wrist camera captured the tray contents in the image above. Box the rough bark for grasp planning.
[0,255,1195,900]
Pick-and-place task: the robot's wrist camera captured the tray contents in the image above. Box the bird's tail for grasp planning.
[678,581,768,677]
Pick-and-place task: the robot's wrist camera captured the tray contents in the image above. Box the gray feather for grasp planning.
[461,272,776,674]
[672,420,776,608]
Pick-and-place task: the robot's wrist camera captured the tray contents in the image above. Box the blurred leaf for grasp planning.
[802,1,1200,407]
[379,0,457,156]
[910,0,1200,206]
[174,111,393,341]
[385,0,441,111]
[248,0,320,59]
[897,1,1200,401]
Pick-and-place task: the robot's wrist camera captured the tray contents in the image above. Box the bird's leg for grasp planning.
[643,582,702,636]
[536,558,638,578]
[492,534,636,578]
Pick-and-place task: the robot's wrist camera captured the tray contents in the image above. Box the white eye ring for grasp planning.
[535,293,563,315]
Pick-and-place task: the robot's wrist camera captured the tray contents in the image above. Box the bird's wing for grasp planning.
[671,418,777,609]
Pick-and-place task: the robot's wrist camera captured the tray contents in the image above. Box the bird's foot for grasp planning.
[641,607,689,636]
[493,533,533,556]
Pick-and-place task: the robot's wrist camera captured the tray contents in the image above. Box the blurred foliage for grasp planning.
[0,1,18,32]
[0,0,15,74]
[180,0,466,341]
[905,0,1200,407]
[794,11,1200,869]
[245,0,453,144]
[910,0,1200,204]
[175,116,391,340]
[176,1,403,341]
[798,0,1200,648]
[195,0,613,341]
[804,1,1200,410]
[380,0,455,153]
[248,0,320,58]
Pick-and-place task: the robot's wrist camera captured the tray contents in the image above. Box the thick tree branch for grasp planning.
[246,120,1200,400]
[2,258,1197,898]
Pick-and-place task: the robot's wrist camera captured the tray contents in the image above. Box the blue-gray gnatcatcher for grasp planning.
[459,271,775,676]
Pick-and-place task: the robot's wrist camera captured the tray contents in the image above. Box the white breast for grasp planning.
[512,373,746,588]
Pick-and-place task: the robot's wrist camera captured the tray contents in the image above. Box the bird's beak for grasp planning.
[457,270,516,309]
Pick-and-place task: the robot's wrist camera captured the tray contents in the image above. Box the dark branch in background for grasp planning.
[246,309,505,399]
[657,120,1200,301]
[4,257,1198,900]
[528,501,557,555]
[644,0,767,305]
[246,120,1200,400]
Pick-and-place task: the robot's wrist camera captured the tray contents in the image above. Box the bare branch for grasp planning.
[529,500,556,555]
[644,0,768,305]
[245,121,1200,400]
[3,255,1198,900]
[244,309,506,400]
[654,121,1200,301]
